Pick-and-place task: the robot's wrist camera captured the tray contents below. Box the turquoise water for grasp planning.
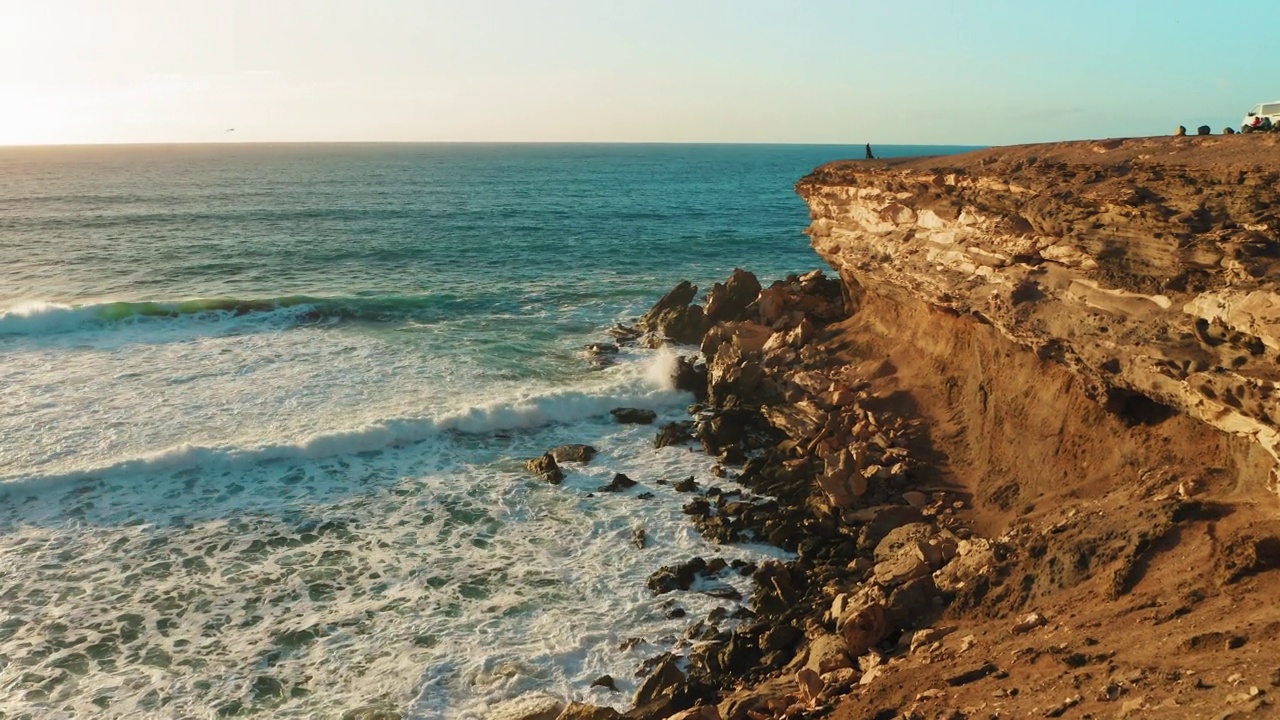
[0,143,974,718]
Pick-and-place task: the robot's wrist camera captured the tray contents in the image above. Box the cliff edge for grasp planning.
[800,135,1280,497]
[791,135,1280,718]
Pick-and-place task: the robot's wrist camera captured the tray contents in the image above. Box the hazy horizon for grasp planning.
[4,0,1275,146]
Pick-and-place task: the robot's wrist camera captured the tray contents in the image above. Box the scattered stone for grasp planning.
[549,444,597,464]
[590,675,619,692]
[655,421,695,449]
[632,528,647,549]
[704,269,763,324]
[1097,682,1123,702]
[803,633,853,674]
[647,557,709,594]
[1227,635,1248,650]
[1270,667,1280,687]
[674,476,699,493]
[1044,694,1082,717]
[696,582,742,600]
[597,473,638,492]
[525,453,565,485]
[636,492,654,500]
[946,662,999,687]
[1197,125,1212,136]
[611,408,658,425]
[584,343,620,361]
[638,281,709,345]
[1011,612,1047,634]
[909,627,955,654]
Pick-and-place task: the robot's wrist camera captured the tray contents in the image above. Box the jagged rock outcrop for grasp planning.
[798,135,1280,497]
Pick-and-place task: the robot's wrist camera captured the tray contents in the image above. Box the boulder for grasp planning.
[673,476,699,493]
[673,356,708,400]
[525,453,565,485]
[834,588,891,657]
[704,269,762,324]
[597,473,638,492]
[655,421,695,449]
[873,523,937,564]
[1197,125,1211,136]
[638,281,709,345]
[549,444,597,464]
[611,408,657,425]
[647,557,709,594]
[803,633,853,674]
[872,553,931,587]
[933,537,1000,595]
[632,654,689,709]
[590,675,619,692]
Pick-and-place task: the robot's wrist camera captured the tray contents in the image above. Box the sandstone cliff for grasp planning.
[791,135,1280,718]
[800,135,1280,497]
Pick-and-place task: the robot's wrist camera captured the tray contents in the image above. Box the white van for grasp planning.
[1242,101,1280,132]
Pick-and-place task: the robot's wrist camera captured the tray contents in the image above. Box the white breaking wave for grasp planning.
[0,381,692,492]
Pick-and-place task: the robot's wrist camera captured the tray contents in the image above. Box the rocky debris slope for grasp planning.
[792,136,1280,719]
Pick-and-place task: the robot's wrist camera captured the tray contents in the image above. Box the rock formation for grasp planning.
[535,136,1280,720]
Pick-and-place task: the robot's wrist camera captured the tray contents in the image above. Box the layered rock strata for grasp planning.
[798,134,1280,496]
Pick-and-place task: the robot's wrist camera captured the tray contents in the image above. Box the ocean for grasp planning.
[0,143,974,719]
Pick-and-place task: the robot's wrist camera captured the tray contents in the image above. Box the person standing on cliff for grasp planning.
[865,143,875,160]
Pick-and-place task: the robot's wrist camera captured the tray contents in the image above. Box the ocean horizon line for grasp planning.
[0,139,990,151]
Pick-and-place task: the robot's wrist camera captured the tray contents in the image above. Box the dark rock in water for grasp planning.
[638,281,710,345]
[633,654,699,711]
[683,498,711,516]
[704,269,763,324]
[655,421,695,449]
[611,407,658,425]
[590,674,619,692]
[636,492,655,500]
[524,453,564,485]
[549,444,597,464]
[697,581,742,600]
[597,473,638,492]
[647,557,708,594]
[673,476,699,493]
[632,528,647,549]
[608,324,643,344]
[664,607,687,619]
[673,355,709,401]
[585,342,620,356]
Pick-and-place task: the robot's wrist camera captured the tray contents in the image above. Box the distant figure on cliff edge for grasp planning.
[865,143,875,160]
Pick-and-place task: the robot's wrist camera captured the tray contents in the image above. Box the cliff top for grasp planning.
[803,134,1280,187]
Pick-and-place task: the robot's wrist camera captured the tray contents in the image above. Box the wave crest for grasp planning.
[0,294,462,337]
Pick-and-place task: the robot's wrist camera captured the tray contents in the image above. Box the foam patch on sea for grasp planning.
[0,348,788,719]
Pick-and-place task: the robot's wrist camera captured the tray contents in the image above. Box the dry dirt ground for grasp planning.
[818,284,1280,720]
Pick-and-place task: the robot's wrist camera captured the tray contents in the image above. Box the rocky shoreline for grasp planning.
[497,268,1007,720]
[486,136,1280,720]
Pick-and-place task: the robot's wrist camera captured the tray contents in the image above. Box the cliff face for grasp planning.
[799,135,1280,497]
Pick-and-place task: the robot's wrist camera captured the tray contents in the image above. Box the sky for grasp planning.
[1,0,1277,146]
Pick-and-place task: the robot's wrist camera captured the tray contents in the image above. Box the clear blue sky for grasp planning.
[2,0,1275,145]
